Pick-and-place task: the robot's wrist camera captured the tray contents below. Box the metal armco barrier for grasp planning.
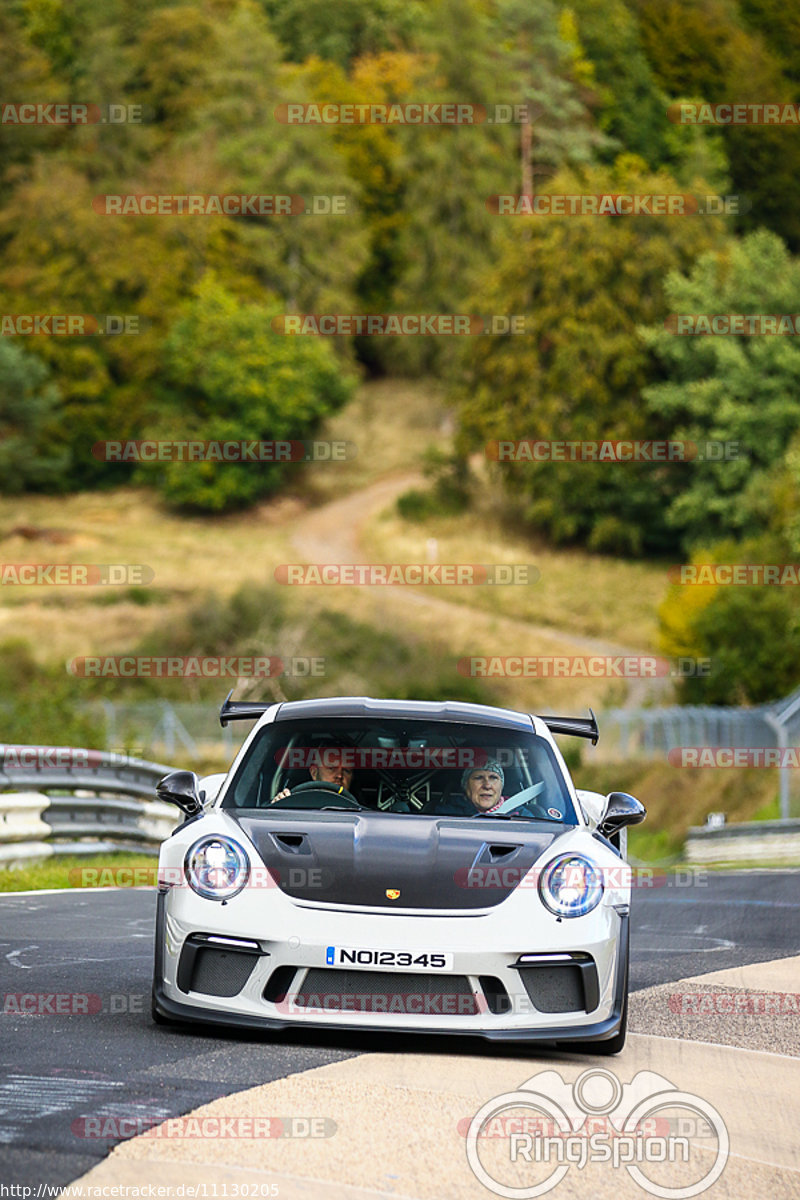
[685,818,800,864]
[0,747,177,868]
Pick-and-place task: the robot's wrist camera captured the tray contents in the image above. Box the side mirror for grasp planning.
[599,791,646,838]
[156,770,203,817]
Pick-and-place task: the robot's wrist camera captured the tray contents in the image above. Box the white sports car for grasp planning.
[152,695,645,1053]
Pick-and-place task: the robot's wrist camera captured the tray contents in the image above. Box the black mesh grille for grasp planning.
[190,947,258,997]
[294,969,478,1016]
[517,965,585,1013]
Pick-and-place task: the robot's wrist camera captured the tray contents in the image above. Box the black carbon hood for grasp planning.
[229,810,567,909]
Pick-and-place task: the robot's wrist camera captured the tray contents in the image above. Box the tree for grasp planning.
[630,0,800,250]
[454,159,729,555]
[658,535,800,704]
[0,341,70,490]
[640,229,800,550]
[259,0,429,67]
[137,276,355,512]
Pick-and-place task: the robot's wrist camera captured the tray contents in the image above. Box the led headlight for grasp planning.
[538,854,603,917]
[185,836,249,900]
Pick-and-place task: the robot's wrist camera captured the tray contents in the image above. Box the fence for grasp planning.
[601,685,800,818]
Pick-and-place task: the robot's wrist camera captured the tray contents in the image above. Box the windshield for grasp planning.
[221,717,577,823]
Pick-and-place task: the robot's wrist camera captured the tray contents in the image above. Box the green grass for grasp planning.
[0,852,160,892]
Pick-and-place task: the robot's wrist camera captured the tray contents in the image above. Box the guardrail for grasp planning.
[685,818,800,864]
[0,747,177,868]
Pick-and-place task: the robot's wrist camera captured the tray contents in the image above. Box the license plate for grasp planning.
[326,946,453,971]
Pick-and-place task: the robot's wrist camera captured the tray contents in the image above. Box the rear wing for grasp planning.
[219,691,271,727]
[219,691,599,743]
[537,710,599,745]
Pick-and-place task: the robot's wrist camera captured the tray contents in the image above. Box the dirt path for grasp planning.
[288,474,671,709]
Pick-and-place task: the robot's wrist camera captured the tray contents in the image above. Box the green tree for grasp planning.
[640,229,800,550]
[138,276,355,512]
[259,0,429,67]
[631,0,800,250]
[0,341,70,490]
[659,535,800,705]
[455,159,729,555]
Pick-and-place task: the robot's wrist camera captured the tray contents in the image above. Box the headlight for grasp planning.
[538,854,603,917]
[185,836,249,900]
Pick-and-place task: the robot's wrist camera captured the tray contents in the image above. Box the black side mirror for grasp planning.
[599,791,646,838]
[156,770,203,817]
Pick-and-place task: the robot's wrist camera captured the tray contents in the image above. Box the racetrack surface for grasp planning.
[1,871,798,1195]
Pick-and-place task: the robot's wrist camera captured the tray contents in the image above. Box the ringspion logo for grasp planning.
[466,1068,728,1198]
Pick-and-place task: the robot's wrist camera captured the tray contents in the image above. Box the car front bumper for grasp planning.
[152,887,629,1043]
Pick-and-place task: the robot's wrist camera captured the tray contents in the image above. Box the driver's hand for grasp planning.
[272,787,291,803]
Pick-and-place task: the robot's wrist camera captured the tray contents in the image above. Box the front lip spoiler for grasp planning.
[152,895,628,1044]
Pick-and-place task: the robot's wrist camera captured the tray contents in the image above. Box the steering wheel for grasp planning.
[270,779,362,809]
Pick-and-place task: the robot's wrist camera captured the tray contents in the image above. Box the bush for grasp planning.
[396,448,472,521]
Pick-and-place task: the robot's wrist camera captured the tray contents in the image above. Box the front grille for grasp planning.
[186,947,259,997]
[294,969,479,1016]
[516,964,587,1013]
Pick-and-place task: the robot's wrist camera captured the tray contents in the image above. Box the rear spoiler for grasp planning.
[537,710,599,745]
[219,691,271,727]
[219,691,599,743]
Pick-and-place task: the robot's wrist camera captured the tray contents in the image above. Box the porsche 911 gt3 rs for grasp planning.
[152,695,645,1052]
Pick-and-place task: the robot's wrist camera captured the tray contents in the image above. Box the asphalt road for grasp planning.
[1,871,798,1191]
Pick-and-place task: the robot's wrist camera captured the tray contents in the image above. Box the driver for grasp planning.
[272,745,354,802]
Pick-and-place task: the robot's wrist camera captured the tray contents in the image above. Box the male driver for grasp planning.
[273,744,354,802]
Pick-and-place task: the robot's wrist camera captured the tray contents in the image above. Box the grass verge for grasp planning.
[0,852,159,892]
